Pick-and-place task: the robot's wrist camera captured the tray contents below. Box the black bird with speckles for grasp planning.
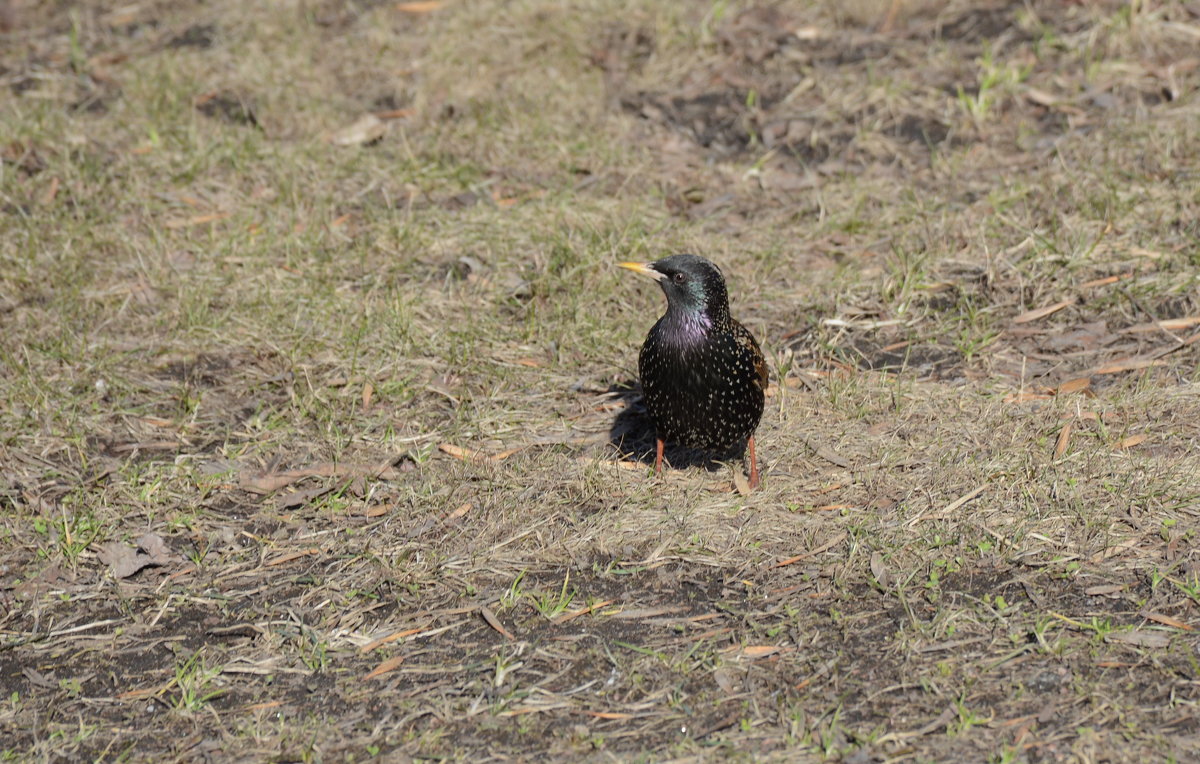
[619,254,768,488]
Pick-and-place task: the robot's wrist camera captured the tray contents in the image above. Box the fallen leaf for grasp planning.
[240,461,402,493]
[721,645,788,659]
[374,108,413,120]
[1055,378,1091,395]
[1106,630,1170,649]
[1013,298,1074,324]
[165,212,230,229]
[1140,612,1193,631]
[39,176,59,205]
[396,1,442,12]
[870,551,891,588]
[96,535,172,579]
[364,655,406,680]
[1122,316,1200,334]
[265,548,320,567]
[551,599,617,624]
[1079,273,1131,288]
[362,381,373,410]
[1084,584,1125,596]
[137,533,173,565]
[1093,358,1167,375]
[1113,434,1146,450]
[732,470,751,496]
[361,627,425,653]
[330,114,386,146]
[480,606,514,640]
[1053,422,1072,459]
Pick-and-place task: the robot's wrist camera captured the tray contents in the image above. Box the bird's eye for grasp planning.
[673,272,686,283]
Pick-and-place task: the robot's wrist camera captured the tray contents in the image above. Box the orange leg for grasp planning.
[747,435,760,489]
[654,437,665,476]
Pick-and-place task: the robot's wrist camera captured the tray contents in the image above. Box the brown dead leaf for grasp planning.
[330,114,386,146]
[165,212,230,229]
[1055,378,1091,395]
[1053,422,1072,459]
[39,176,59,206]
[265,548,319,567]
[396,1,442,12]
[443,502,473,522]
[374,108,413,120]
[1113,434,1146,450]
[1013,298,1074,324]
[1140,612,1193,631]
[551,599,617,625]
[364,502,394,518]
[1079,273,1132,288]
[721,645,788,659]
[240,461,402,493]
[95,533,173,579]
[870,551,891,588]
[361,627,425,653]
[480,606,514,640]
[732,470,751,496]
[364,655,406,680]
[1123,316,1200,334]
[361,381,373,410]
[1093,357,1167,375]
[1106,630,1170,649]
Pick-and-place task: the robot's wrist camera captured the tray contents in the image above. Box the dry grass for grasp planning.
[2,0,1200,760]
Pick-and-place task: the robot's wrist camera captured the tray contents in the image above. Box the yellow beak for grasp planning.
[618,262,664,281]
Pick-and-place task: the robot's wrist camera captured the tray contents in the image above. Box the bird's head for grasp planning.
[618,254,730,323]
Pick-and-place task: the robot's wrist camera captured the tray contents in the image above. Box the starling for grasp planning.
[619,254,768,488]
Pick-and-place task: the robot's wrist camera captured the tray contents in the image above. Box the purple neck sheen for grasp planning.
[661,307,713,346]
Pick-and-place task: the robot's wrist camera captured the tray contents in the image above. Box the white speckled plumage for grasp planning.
[620,254,768,487]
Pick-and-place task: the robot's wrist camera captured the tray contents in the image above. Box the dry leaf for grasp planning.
[480,606,514,640]
[96,533,172,579]
[361,627,424,653]
[1141,612,1193,631]
[1083,584,1124,596]
[713,667,738,694]
[240,461,402,493]
[39,176,59,206]
[1079,273,1131,288]
[265,548,319,566]
[722,645,786,659]
[396,1,442,12]
[1053,422,1072,459]
[1123,316,1200,334]
[330,114,386,146]
[1093,358,1167,375]
[1055,378,1091,395]
[374,108,413,120]
[870,551,891,588]
[165,212,230,229]
[365,655,406,680]
[1013,299,1074,324]
[1106,630,1170,649]
[1113,434,1146,450]
[732,470,751,496]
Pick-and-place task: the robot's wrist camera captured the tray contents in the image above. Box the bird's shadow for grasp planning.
[606,378,746,474]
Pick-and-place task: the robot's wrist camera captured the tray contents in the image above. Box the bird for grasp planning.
[619,254,768,488]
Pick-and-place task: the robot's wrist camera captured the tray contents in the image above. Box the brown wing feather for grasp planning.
[732,319,768,391]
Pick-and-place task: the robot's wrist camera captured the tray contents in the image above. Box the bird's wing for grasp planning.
[733,320,769,392]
